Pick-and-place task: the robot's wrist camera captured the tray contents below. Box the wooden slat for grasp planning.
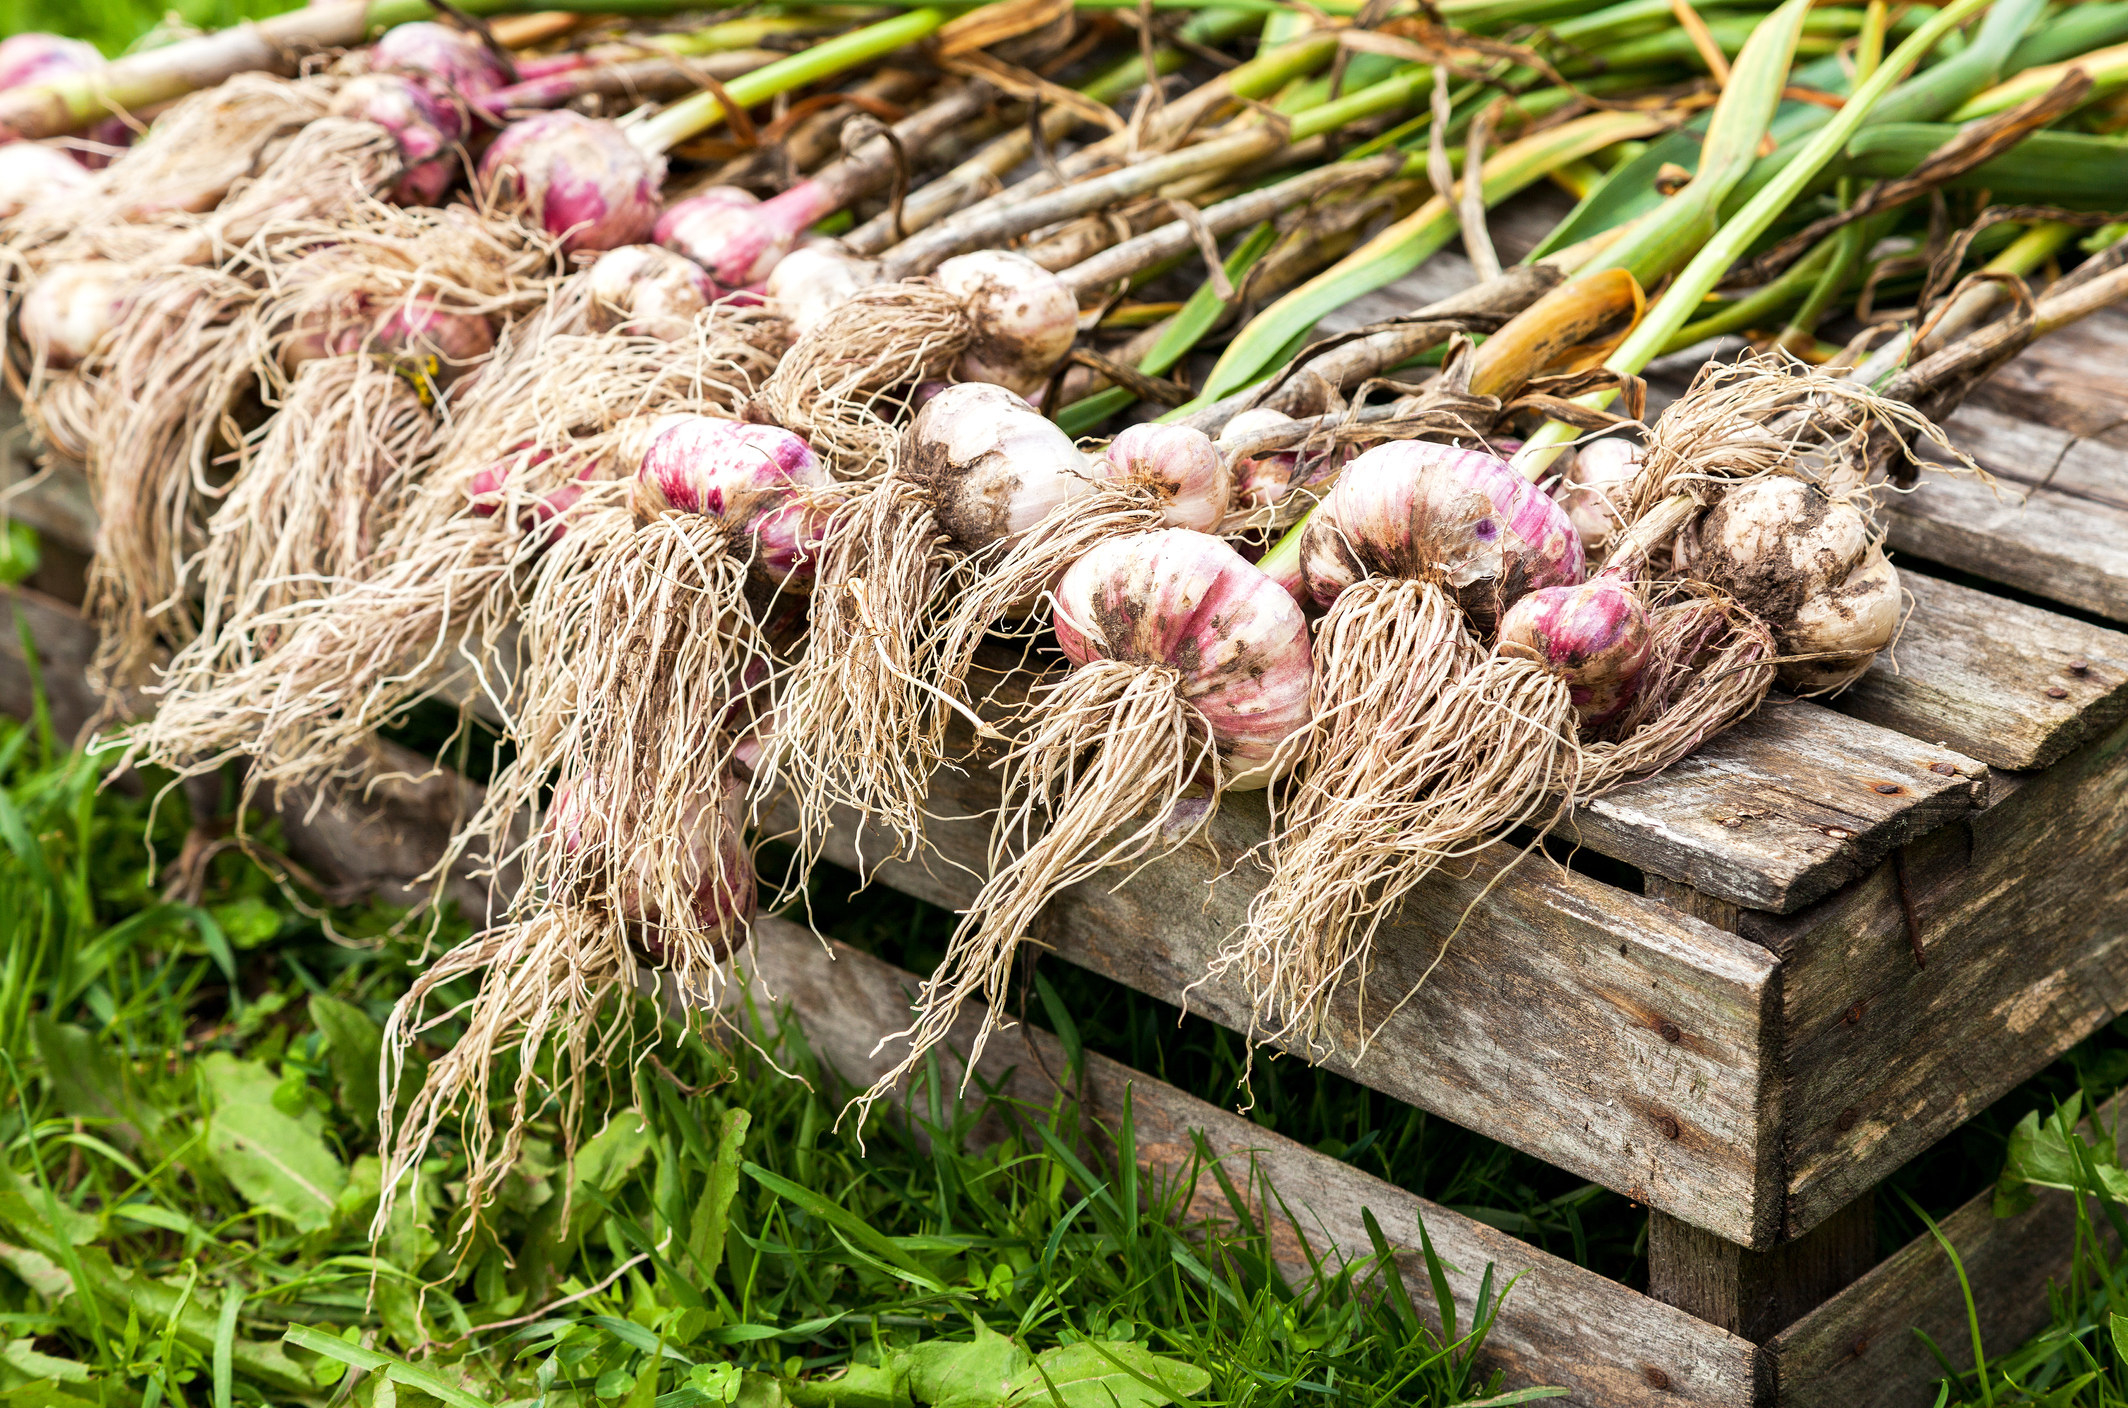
[1838,569,2128,771]
[1759,714,2128,1240]
[1771,1086,2128,1408]
[1883,471,2128,629]
[1964,305,2128,448]
[721,914,1760,1408]
[774,770,1794,1247]
[1567,702,1984,914]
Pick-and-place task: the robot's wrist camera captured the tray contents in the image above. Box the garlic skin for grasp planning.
[477,111,664,254]
[766,240,881,338]
[1497,574,1653,726]
[901,381,1095,550]
[329,72,464,206]
[0,142,89,219]
[368,21,513,100]
[1299,440,1585,634]
[1779,545,1901,693]
[1054,528,1313,788]
[634,414,828,589]
[584,245,717,340]
[1555,436,1642,552]
[19,259,131,368]
[1098,422,1229,531]
[934,250,1077,399]
[1682,477,1897,693]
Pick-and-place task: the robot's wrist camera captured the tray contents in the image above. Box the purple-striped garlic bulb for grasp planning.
[1097,423,1229,533]
[477,111,663,254]
[632,413,828,591]
[1054,529,1315,789]
[656,179,848,294]
[18,258,130,368]
[1680,477,1898,693]
[1497,573,1653,726]
[934,250,1077,399]
[0,140,90,219]
[1299,439,1583,635]
[854,527,1311,1124]
[766,240,881,337]
[328,73,466,206]
[584,244,717,340]
[369,21,512,100]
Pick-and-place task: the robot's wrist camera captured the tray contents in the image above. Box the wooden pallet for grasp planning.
[8,237,2128,1406]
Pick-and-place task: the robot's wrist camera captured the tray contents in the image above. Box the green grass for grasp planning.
[0,685,1564,1406]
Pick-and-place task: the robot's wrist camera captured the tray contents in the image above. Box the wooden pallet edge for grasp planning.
[722,913,1762,1408]
[1763,712,2128,1241]
[1770,1086,2128,1408]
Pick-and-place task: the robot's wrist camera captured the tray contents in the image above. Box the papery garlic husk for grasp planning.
[935,249,1078,400]
[853,528,1311,1128]
[765,239,881,337]
[584,244,718,340]
[1554,435,1642,555]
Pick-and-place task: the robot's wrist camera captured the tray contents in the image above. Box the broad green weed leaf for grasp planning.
[785,1360,905,1407]
[1003,1341,1210,1407]
[206,896,281,949]
[31,1016,164,1153]
[202,1054,346,1232]
[907,1321,1031,1408]
[690,1108,750,1280]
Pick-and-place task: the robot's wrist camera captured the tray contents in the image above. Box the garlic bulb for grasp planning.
[934,250,1077,399]
[1682,476,1897,692]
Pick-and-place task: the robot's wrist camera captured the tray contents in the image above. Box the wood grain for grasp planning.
[1760,715,2128,1240]
[1771,1088,2128,1408]
[1569,702,1984,914]
[771,769,1794,1247]
[1838,569,2128,771]
[721,914,1760,1408]
[1964,305,2128,447]
[1883,469,2128,624]
[1649,1198,1876,1347]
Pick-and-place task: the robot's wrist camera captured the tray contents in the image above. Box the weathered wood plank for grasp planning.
[1838,569,2128,771]
[721,914,1760,1408]
[1649,1199,1875,1350]
[773,769,1792,1247]
[1965,305,2128,448]
[1771,1087,2128,1408]
[1568,703,1984,914]
[1760,715,2128,1240]
[1883,470,2128,624]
